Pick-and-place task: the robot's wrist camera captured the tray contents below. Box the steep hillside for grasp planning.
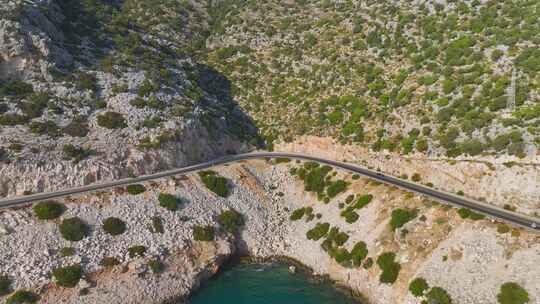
[0,0,260,196]
[205,0,540,157]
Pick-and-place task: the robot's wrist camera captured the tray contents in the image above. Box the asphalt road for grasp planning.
[0,152,538,232]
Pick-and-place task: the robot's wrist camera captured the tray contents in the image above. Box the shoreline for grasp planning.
[183,252,370,304]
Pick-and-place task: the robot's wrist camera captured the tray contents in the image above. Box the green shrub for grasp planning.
[389,208,417,230]
[148,260,165,274]
[351,241,368,266]
[62,118,89,137]
[59,217,89,241]
[341,208,359,223]
[5,290,39,304]
[354,194,373,209]
[497,282,529,304]
[497,223,510,234]
[33,201,64,220]
[158,193,182,211]
[103,217,127,236]
[306,222,330,241]
[457,208,485,220]
[218,209,244,233]
[59,247,75,257]
[376,252,401,284]
[198,171,229,197]
[97,111,127,129]
[409,277,429,297]
[0,81,34,97]
[326,180,348,198]
[63,144,92,163]
[128,245,147,258]
[126,184,146,195]
[150,216,165,234]
[193,225,215,241]
[52,264,82,288]
[290,208,306,221]
[426,287,452,304]
[0,275,11,296]
[100,257,120,267]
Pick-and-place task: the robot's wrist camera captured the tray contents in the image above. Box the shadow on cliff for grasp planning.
[194,63,264,153]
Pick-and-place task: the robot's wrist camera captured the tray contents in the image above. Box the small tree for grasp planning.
[128,245,147,258]
[97,111,127,129]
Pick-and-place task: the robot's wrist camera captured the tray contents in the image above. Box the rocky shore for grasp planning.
[0,159,538,304]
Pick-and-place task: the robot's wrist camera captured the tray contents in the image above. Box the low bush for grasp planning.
[354,194,373,209]
[198,171,229,197]
[193,225,215,241]
[326,180,348,198]
[158,193,182,211]
[97,111,127,129]
[5,290,39,304]
[497,282,529,304]
[100,257,120,267]
[103,217,127,236]
[218,209,244,233]
[306,222,330,241]
[150,216,165,234]
[33,201,64,220]
[497,223,511,234]
[389,208,417,230]
[0,80,34,97]
[62,118,89,137]
[426,287,452,304]
[341,208,359,223]
[59,247,75,257]
[52,264,82,288]
[351,241,368,266]
[59,217,89,241]
[409,277,429,297]
[126,184,146,195]
[457,208,485,220]
[148,260,165,274]
[411,173,422,182]
[63,144,92,163]
[128,245,147,258]
[290,207,306,221]
[0,275,11,296]
[363,257,373,269]
[376,252,401,284]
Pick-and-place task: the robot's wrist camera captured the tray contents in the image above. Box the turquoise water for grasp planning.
[189,262,359,304]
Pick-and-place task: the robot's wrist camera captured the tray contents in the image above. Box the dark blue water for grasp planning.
[189,262,359,304]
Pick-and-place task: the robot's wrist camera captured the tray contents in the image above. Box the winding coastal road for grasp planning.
[0,152,538,232]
